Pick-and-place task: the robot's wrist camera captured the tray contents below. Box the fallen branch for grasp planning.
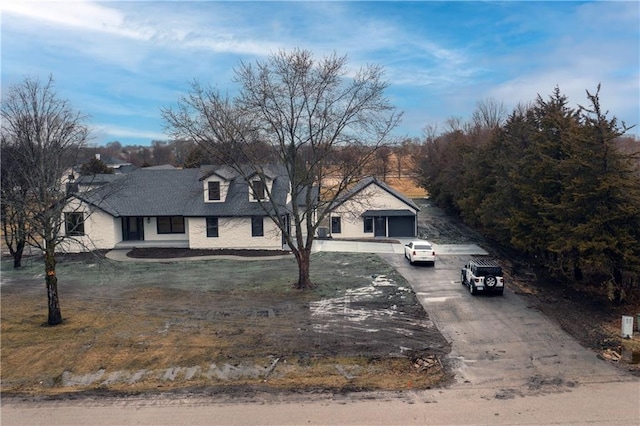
[265,357,280,379]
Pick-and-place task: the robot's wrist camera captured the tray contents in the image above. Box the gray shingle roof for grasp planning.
[76,174,125,187]
[76,166,290,218]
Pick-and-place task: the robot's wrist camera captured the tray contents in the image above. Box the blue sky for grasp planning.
[2,1,639,146]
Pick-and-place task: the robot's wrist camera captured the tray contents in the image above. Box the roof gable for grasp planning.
[332,177,419,212]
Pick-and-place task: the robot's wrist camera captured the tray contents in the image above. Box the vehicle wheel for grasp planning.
[485,275,497,288]
[497,289,504,296]
[461,273,466,285]
[469,283,476,295]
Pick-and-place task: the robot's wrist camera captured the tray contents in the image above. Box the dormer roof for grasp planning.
[75,165,290,218]
[198,165,237,181]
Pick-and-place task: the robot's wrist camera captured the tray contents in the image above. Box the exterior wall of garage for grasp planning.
[329,183,417,239]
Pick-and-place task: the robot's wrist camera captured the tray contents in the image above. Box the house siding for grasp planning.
[58,199,120,253]
[188,217,282,250]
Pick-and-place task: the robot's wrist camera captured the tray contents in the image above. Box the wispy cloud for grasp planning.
[3,1,637,144]
[3,1,279,61]
[4,1,153,40]
[92,123,166,142]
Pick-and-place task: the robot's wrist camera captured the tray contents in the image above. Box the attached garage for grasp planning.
[363,209,417,238]
[328,177,419,239]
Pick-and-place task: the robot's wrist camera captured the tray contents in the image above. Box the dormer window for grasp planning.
[251,180,265,201]
[208,181,221,201]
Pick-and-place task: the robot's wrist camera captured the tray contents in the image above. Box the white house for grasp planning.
[60,165,288,253]
[59,167,418,253]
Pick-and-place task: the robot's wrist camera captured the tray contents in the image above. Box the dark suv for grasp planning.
[461,259,504,295]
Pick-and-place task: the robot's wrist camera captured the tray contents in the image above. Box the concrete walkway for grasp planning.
[311,239,405,254]
[105,240,488,262]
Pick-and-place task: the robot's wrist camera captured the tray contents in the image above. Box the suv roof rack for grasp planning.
[470,259,501,267]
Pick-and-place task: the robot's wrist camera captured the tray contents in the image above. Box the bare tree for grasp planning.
[371,145,392,181]
[150,140,175,165]
[163,48,401,289]
[472,97,507,129]
[1,76,89,325]
[394,138,419,178]
[103,140,123,158]
[172,138,197,167]
[1,144,30,267]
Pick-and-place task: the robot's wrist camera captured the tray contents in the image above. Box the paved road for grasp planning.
[2,380,638,425]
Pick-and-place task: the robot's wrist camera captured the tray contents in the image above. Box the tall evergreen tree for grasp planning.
[474,106,535,244]
[550,86,640,300]
[416,129,469,214]
[507,88,581,259]
[79,157,113,175]
[415,85,639,302]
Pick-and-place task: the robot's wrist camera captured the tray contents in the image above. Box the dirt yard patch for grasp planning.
[1,251,451,397]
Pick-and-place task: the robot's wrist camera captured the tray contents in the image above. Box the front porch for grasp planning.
[114,240,189,249]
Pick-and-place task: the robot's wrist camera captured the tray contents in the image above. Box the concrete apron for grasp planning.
[312,240,487,256]
[106,241,488,262]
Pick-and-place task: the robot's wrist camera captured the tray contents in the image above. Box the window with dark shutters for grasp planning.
[331,216,341,234]
[65,212,85,236]
[251,216,264,237]
[157,216,185,234]
[208,181,221,200]
[206,217,219,237]
[251,180,265,200]
[363,217,373,233]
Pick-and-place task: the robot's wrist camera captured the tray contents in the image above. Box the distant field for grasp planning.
[385,176,427,198]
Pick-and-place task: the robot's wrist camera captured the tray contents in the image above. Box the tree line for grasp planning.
[414,87,640,303]
[80,136,421,183]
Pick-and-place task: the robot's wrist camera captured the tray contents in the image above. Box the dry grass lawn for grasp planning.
[1,252,450,396]
[385,176,427,198]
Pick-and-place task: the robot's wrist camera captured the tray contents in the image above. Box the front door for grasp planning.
[122,217,144,241]
[374,217,386,237]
